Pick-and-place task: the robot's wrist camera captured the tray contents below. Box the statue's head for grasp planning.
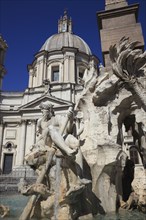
[39,101,55,118]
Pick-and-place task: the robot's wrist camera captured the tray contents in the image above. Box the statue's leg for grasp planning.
[65,135,91,184]
[48,125,77,157]
[75,150,91,184]
[75,148,83,177]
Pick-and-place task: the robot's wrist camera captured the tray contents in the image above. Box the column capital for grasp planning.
[21,119,27,124]
[0,121,6,127]
[27,119,37,125]
[31,119,37,123]
[0,121,4,126]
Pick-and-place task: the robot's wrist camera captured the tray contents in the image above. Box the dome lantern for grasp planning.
[58,10,73,34]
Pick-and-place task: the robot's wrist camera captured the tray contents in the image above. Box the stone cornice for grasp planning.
[97,3,139,30]
[62,47,78,54]
[27,60,37,71]
[17,93,73,113]
[0,91,24,97]
[47,59,63,66]
[34,50,48,59]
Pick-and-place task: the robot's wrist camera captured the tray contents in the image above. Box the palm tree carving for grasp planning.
[109,37,146,110]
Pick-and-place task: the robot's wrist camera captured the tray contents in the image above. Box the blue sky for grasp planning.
[0,0,146,91]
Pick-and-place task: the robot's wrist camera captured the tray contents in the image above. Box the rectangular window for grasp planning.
[52,66,59,82]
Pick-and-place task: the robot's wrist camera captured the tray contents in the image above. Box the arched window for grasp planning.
[129,146,139,164]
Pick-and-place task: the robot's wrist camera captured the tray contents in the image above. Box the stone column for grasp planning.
[31,120,36,145]
[40,59,44,85]
[0,122,4,171]
[37,59,43,86]
[64,54,69,82]
[17,120,27,166]
[33,67,37,87]
[69,55,75,82]
[28,69,33,88]
[43,57,47,81]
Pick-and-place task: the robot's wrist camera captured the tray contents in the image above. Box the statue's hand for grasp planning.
[30,145,35,151]
[67,108,74,120]
[30,144,39,151]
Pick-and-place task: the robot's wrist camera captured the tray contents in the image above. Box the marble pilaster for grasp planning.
[17,120,27,166]
[0,122,4,171]
[31,119,36,145]
[28,69,33,88]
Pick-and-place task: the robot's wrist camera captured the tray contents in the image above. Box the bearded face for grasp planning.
[41,108,52,120]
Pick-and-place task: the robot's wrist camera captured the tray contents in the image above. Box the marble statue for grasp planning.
[20,102,92,220]
[26,102,91,185]
[31,102,78,157]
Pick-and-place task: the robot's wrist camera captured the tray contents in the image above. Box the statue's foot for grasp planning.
[119,200,128,209]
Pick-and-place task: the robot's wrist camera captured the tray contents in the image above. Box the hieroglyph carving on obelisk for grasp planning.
[105,0,127,6]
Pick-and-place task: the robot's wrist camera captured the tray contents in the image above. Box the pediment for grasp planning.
[19,95,72,111]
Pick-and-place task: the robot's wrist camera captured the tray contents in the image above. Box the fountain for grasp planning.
[1,38,146,219]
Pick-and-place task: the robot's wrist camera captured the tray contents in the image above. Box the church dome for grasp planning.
[40,11,92,55]
[40,32,92,55]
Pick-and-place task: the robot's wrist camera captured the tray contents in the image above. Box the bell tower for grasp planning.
[97,0,144,69]
[0,35,8,89]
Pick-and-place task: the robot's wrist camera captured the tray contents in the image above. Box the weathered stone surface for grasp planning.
[97,3,144,67]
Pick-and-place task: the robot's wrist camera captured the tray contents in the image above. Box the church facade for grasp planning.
[0,0,145,177]
[0,11,99,174]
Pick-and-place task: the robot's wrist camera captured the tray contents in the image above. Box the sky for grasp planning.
[0,0,146,92]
